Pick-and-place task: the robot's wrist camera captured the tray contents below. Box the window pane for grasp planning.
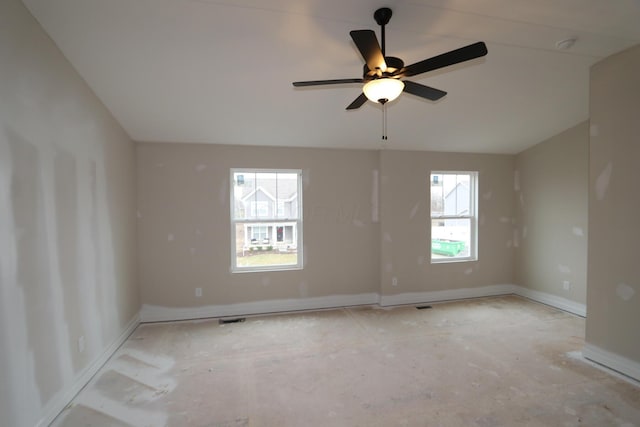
[442,174,471,216]
[430,174,444,216]
[233,172,256,219]
[235,224,298,268]
[431,218,471,259]
[234,172,299,220]
[276,173,299,219]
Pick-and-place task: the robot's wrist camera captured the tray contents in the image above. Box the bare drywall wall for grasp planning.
[136,143,380,310]
[586,44,640,370]
[514,122,589,304]
[0,1,138,426]
[379,150,515,296]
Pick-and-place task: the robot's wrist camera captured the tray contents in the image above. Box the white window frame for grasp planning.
[230,168,303,273]
[430,171,478,263]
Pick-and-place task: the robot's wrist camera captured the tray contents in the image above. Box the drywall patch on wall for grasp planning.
[417,255,425,265]
[167,234,175,242]
[499,217,510,224]
[482,190,493,200]
[616,283,635,301]
[371,169,379,223]
[590,124,599,137]
[558,264,572,274]
[572,226,584,237]
[595,162,613,201]
[195,164,207,172]
[409,202,420,220]
[385,263,393,273]
[352,219,365,228]
[383,232,392,243]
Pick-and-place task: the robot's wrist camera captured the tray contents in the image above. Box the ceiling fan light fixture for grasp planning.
[363,78,405,104]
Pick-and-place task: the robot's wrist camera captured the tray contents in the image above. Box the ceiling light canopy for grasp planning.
[363,78,405,104]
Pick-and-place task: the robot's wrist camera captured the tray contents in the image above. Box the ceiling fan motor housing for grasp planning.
[363,56,405,81]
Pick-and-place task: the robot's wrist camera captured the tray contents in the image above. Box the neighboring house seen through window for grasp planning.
[430,171,478,262]
[231,169,303,272]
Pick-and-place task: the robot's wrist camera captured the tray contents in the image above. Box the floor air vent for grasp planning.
[416,305,433,310]
[219,317,246,325]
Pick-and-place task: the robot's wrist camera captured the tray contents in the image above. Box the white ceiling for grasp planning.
[22,0,640,154]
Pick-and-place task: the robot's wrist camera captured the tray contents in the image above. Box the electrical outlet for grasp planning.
[78,335,85,353]
[392,277,398,287]
[195,288,202,297]
[563,281,571,291]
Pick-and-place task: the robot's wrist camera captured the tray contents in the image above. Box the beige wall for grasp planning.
[137,144,516,310]
[514,122,589,304]
[586,44,640,365]
[137,143,380,307]
[379,150,515,296]
[0,1,138,426]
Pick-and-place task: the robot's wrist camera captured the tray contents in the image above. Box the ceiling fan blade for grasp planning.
[293,78,362,87]
[350,30,387,72]
[403,80,447,101]
[346,93,368,110]
[400,42,488,78]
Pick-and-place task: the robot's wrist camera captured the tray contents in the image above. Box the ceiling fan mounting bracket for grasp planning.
[374,7,392,27]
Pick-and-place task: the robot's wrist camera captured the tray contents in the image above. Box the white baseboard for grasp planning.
[38,312,140,427]
[512,286,586,317]
[141,285,587,323]
[583,343,640,383]
[140,293,380,323]
[379,284,515,307]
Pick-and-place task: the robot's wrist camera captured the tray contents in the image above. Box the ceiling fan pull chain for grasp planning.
[382,104,388,140]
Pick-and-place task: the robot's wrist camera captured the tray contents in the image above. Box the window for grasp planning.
[430,171,478,262]
[231,169,303,272]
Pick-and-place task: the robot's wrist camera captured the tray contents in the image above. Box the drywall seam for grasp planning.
[140,293,380,322]
[38,145,75,392]
[371,169,379,223]
[379,285,515,306]
[38,312,140,427]
[0,135,41,427]
[583,343,640,382]
[512,286,586,317]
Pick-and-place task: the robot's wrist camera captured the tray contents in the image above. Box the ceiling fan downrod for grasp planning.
[374,7,392,57]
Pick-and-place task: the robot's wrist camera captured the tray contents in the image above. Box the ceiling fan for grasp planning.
[292,7,488,110]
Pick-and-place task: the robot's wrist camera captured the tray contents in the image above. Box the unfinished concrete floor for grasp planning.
[52,296,640,426]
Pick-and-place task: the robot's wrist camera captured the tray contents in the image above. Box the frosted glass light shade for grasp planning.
[363,78,405,103]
